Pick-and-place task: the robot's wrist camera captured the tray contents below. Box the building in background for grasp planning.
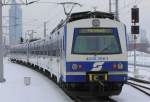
[9,0,22,45]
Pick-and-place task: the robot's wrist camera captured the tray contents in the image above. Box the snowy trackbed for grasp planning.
[127,77,150,97]
[62,88,117,102]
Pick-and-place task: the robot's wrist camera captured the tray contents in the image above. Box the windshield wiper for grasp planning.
[96,44,111,54]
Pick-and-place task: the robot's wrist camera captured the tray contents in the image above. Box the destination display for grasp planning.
[78,28,113,34]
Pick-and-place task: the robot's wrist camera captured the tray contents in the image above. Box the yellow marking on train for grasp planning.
[93,74,99,81]
[89,74,99,81]
[104,74,108,81]
[89,74,93,81]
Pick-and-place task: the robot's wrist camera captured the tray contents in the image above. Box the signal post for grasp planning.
[131,5,139,78]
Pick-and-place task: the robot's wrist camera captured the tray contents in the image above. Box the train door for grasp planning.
[36,43,39,67]
[48,39,53,73]
[58,37,63,82]
[57,32,62,81]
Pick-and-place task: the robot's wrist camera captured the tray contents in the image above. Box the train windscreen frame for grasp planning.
[71,28,122,55]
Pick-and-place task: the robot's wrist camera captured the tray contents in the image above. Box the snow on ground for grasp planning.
[128,65,150,81]
[128,51,150,81]
[112,85,150,102]
[0,59,72,102]
[128,80,150,94]
[1,58,150,102]
[128,51,150,66]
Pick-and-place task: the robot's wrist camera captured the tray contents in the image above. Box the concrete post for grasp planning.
[0,0,5,82]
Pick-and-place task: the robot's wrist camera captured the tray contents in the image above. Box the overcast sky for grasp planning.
[3,0,150,39]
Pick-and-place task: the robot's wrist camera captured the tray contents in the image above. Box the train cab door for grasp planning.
[58,38,63,81]
[57,33,63,81]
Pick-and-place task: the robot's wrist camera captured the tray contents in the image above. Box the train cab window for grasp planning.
[72,28,122,54]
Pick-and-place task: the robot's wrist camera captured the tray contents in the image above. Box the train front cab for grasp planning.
[62,19,128,95]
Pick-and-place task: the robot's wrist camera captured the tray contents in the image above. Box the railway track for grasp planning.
[127,78,150,97]
[62,89,117,102]
[128,77,150,84]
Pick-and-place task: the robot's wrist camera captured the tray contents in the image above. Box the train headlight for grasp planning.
[112,64,117,69]
[112,63,123,70]
[72,64,78,70]
[118,63,123,69]
[72,64,83,71]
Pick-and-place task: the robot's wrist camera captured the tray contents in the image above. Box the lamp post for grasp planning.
[131,5,139,78]
[0,0,5,82]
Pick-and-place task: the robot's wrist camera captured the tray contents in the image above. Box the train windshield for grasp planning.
[72,28,122,54]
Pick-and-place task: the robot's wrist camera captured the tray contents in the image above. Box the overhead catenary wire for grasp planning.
[2,0,39,5]
[34,0,143,19]
[119,0,144,14]
[2,19,40,28]
[3,0,146,36]
[3,0,107,29]
[4,1,77,35]
[33,1,59,4]
[22,1,83,34]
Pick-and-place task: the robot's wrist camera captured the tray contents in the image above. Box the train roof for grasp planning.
[51,11,115,34]
[68,11,115,22]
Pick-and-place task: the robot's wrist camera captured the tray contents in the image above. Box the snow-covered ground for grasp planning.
[112,84,150,102]
[128,51,150,81]
[1,58,150,102]
[115,50,150,101]
[128,51,150,66]
[0,59,72,102]
[128,65,150,82]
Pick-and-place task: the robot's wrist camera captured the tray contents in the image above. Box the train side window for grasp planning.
[37,51,38,55]
[52,50,56,56]
[63,36,64,51]
[44,51,47,55]
[46,51,48,55]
